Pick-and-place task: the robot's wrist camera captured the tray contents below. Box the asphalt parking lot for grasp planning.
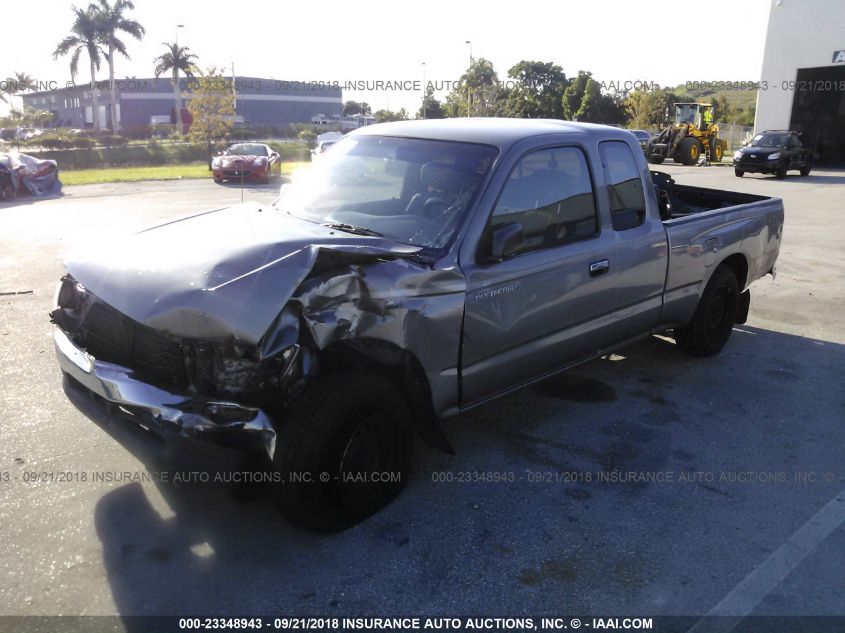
[1,165,843,620]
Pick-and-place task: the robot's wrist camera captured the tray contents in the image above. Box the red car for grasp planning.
[212,143,282,184]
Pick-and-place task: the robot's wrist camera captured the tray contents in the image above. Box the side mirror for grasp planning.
[490,222,524,261]
[270,152,279,159]
[216,150,224,156]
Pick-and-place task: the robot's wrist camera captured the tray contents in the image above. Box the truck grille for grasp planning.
[83,302,187,390]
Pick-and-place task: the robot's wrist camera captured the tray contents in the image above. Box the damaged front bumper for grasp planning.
[53,327,277,461]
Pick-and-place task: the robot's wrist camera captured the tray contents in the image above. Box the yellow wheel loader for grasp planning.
[646,103,729,165]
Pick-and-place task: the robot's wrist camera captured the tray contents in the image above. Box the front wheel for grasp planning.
[273,371,413,532]
[775,163,788,179]
[734,169,744,177]
[678,137,701,165]
[800,160,812,177]
[674,265,740,357]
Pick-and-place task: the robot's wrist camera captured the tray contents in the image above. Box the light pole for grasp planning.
[175,24,184,45]
[421,61,427,119]
[464,40,473,117]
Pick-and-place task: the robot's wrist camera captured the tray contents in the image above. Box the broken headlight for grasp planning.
[186,342,301,404]
[51,275,87,332]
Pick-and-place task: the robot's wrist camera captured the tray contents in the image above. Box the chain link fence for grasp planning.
[717,122,754,152]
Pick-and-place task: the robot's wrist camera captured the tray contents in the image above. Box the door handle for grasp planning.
[589,259,610,276]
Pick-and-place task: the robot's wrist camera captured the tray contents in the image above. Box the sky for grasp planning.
[1,0,772,116]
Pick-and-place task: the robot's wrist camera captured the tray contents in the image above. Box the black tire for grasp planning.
[647,154,665,165]
[710,139,723,163]
[273,371,413,532]
[775,163,788,179]
[734,168,744,177]
[674,265,740,357]
[678,137,701,165]
[800,159,812,177]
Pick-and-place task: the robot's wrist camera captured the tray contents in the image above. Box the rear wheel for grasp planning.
[273,371,413,532]
[734,169,744,177]
[710,139,723,162]
[678,137,701,165]
[674,265,740,357]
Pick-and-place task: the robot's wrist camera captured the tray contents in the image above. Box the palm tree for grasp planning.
[154,42,198,133]
[1,72,33,104]
[92,0,145,132]
[53,5,104,132]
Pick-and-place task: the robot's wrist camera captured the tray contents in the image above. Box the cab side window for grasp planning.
[599,141,646,231]
[485,147,597,258]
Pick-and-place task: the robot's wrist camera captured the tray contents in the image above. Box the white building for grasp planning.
[755,0,845,162]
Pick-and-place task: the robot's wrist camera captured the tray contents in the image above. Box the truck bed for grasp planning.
[651,170,770,219]
[650,171,784,328]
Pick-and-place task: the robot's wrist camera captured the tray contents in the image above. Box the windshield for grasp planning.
[750,133,788,147]
[674,104,699,125]
[276,135,498,252]
[226,143,268,156]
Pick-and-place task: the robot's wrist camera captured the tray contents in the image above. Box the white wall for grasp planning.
[755,0,845,132]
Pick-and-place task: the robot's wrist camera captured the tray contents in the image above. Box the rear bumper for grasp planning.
[53,327,277,461]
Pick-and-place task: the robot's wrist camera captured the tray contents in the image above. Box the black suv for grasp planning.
[733,130,812,179]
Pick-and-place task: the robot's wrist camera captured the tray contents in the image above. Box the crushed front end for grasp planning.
[49,275,305,464]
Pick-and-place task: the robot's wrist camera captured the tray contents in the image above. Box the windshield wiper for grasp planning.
[323,222,383,237]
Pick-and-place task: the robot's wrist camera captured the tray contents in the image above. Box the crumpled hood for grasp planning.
[64,201,421,345]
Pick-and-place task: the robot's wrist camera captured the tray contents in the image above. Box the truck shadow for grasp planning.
[84,324,845,618]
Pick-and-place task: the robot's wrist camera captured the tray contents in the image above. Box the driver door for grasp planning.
[460,146,618,406]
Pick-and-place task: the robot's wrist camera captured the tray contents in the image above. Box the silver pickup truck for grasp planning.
[51,119,783,530]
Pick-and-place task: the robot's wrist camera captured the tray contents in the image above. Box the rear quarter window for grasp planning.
[599,140,646,231]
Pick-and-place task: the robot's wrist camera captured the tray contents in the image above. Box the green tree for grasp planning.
[154,42,199,133]
[53,5,104,131]
[417,86,445,119]
[574,77,603,121]
[445,58,502,117]
[92,0,145,132]
[187,68,235,144]
[502,60,568,118]
[1,106,54,129]
[1,72,34,105]
[562,71,623,124]
[561,71,591,120]
[713,94,731,124]
[373,108,409,123]
[735,105,755,126]
[624,88,678,129]
[342,100,371,116]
